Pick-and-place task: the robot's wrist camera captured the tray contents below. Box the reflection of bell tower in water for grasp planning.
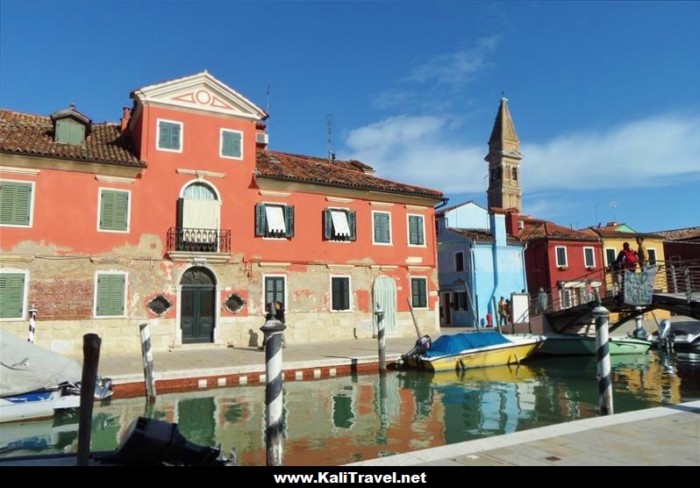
[485,97,522,212]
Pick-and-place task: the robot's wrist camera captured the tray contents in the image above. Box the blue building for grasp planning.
[436,203,527,327]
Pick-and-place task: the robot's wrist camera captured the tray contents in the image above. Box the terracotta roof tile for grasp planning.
[256,150,443,200]
[448,227,520,245]
[653,226,700,241]
[583,226,663,240]
[0,109,144,168]
[520,218,597,242]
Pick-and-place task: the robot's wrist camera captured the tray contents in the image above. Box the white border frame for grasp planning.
[219,128,244,161]
[406,213,426,247]
[329,275,352,312]
[0,269,30,321]
[262,273,288,313]
[410,276,429,310]
[97,187,131,234]
[327,206,352,243]
[647,247,658,266]
[156,118,184,153]
[93,270,128,319]
[555,245,568,268]
[0,179,35,228]
[583,246,596,268]
[371,210,392,246]
[261,202,289,240]
[605,247,617,267]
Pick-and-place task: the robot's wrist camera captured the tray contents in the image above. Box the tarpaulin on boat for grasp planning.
[425,332,511,357]
[0,329,82,397]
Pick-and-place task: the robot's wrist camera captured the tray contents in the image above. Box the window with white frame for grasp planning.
[264,275,286,310]
[0,271,28,319]
[323,208,356,241]
[583,247,595,268]
[98,188,130,232]
[455,252,464,272]
[0,180,34,227]
[555,246,568,268]
[220,129,243,159]
[407,214,425,246]
[94,272,127,317]
[372,211,391,245]
[605,248,617,268]
[255,203,294,238]
[648,248,657,266]
[157,119,183,152]
[331,276,351,311]
[411,277,428,308]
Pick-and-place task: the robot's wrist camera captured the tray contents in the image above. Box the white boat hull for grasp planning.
[0,390,81,424]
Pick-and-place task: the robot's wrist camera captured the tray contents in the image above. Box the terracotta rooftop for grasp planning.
[0,109,144,168]
[582,226,663,240]
[519,218,597,242]
[448,227,521,245]
[653,226,700,241]
[256,150,444,200]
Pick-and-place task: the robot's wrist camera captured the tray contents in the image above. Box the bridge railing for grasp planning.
[529,259,700,316]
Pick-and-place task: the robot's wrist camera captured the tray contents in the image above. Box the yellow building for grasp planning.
[583,223,670,321]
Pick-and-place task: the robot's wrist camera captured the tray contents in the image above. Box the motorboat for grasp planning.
[0,329,112,423]
[399,331,545,372]
[650,319,700,353]
[537,333,652,356]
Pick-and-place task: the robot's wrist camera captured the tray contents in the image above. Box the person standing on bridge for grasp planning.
[636,236,648,269]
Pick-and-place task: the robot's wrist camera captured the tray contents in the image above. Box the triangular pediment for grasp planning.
[131,71,267,121]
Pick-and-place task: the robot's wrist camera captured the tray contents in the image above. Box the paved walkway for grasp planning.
[349,400,700,466]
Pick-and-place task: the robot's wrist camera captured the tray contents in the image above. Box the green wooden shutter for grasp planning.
[348,211,357,242]
[158,121,170,149]
[374,213,389,243]
[409,216,424,245]
[96,274,125,316]
[323,209,332,240]
[100,190,128,231]
[285,205,295,238]
[222,131,242,158]
[255,203,266,237]
[170,123,181,150]
[1,182,32,226]
[0,273,25,319]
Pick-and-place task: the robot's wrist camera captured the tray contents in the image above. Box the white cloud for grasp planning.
[404,36,500,87]
[341,112,700,198]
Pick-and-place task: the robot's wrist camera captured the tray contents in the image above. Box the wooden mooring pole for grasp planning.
[376,303,386,374]
[261,319,287,466]
[139,323,157,402]
[76,333,102,466]
[593,306,614,415]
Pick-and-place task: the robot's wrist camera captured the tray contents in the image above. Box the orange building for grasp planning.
[0,72,444,356]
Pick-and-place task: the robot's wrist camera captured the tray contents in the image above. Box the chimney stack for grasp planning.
[120,107,131,134]
[505,208,520,237]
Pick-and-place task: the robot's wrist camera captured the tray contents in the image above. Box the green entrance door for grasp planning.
[180,267,215,344]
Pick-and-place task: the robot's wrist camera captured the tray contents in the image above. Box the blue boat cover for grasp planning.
[425,332,511,357]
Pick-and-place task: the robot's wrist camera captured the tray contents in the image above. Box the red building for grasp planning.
[518,217,604,310]
[0,72,444,355]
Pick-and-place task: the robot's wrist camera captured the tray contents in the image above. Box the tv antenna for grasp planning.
[609,200,618,221]
[326,114,335,162]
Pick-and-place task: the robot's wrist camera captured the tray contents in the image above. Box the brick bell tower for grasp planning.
[485,97,522,212]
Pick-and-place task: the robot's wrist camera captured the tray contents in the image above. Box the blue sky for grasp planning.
[1,1,698,233]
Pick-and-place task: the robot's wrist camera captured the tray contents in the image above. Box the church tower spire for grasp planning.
[485,97,522,212]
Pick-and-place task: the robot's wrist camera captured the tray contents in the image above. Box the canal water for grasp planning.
[1,351,699,465]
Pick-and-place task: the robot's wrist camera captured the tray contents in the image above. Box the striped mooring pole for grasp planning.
[261,319,287,466]
[375,303,386,374]
[139,323,157,402]
[27,304,37,343]
[593,305,614,415]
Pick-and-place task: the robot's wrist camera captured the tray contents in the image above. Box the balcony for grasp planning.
[166,227,231,262]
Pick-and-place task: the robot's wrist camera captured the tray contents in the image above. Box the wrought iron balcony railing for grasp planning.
[166,227,231,253]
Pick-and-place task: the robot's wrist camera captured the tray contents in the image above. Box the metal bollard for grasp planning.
[593,306,614,415]
[139,323,157,402]
[260,319,287,466]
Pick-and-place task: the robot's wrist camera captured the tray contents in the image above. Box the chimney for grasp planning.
[120,107,131,134]
[505,208,520,237]
[255,121,269,149]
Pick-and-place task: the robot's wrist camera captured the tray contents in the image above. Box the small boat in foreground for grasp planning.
[400,331,545,372]
[537,333,652,356]
[0,330,112,424]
